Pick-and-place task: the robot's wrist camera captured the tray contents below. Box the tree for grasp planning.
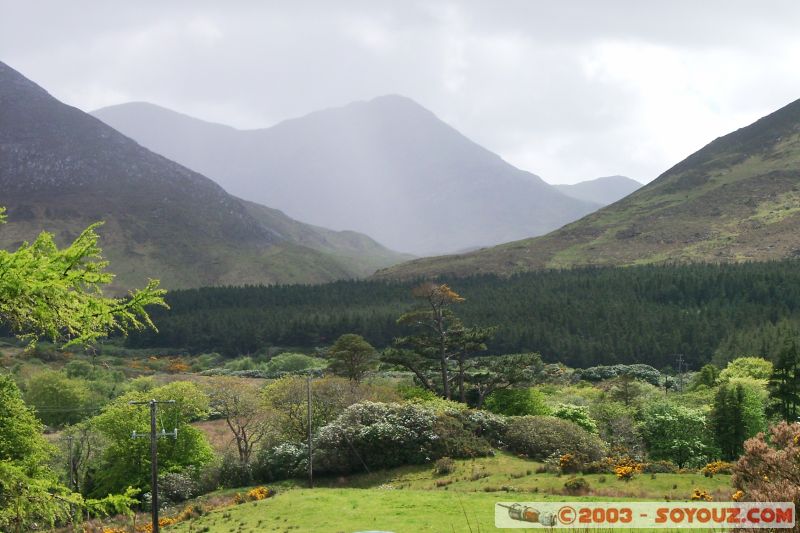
[0,208,164,530]
[606,374,654,407]
[638,402,709,468]
[719,357,773,383]
[0,374,74,531]
[0,208,166,347]
[768,338,800,422]
[262,375,394,442]
[468,353,543,409]
[89,381,213,496]
[387,284,500,403]
[709,379,767,460]
[24,370,92,427]
[452,326,495,402]
[690,364,719,389]
[327,334,377,382]
[392,283,467,400]
[204,377,272,465]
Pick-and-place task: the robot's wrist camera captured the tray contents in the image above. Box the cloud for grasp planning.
[2,0,800,183]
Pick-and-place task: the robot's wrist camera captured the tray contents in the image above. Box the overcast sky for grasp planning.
[3,1,800,184]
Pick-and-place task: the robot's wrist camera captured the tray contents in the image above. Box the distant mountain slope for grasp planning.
[376,97,800,279]
[554,175,641,206]
[0,61,407,290]
[93,99,598,255]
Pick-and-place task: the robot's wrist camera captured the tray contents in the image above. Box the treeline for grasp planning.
[126,261,800,369]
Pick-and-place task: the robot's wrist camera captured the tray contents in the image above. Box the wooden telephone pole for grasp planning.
[130,399,177,533]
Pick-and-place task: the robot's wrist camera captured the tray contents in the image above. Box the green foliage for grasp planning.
[89,381,213,496]
[552,404,598,434]
[469,353,542,408]
[313,402,439,474]
[84,486,139,518]
[327,334,377,382]
[690,364,719,389]
[0,460,75,531]
[0,375,50,467]
[0,212,166,347]
[503,416,605,461]
[24,370,93,427]
[391,283,474,399]
[768,338,800,421]
[709,380,767,460]
[606,375,658,407]
[128,261,800,370]
[262,375,397,442]
[265,352,327,374]
[484,388,551,416]
[589,401,643,458]
[0,375,71,531]
[638,402,709,468]
[578,364,661,386]
[719,357,773,383]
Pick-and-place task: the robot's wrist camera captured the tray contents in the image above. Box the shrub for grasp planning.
[552,404,598,434]
[254,443,307,482]
[691,488,713,501]
[431,413,492,458]
[434,457,456,475]
[313,402,438,474]
[581,458,614,474]
[217,453,254,488]
[485,388,551,416]
[247,486,274,501]
[701,460,733,477]
[614,457,644,481]
[263,353,327,375]
[456,409,507,446]
[559,453,581,474]
[643,460,678,474]
[504,416,605,461]
[159,471,200,503]
[731,421,800,509]
[564,477,590,495]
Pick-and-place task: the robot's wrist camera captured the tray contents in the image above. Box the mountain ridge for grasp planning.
[0,61,408,290]
[554,175,642,206]
[92,97,599,255]
[374,96,800,279]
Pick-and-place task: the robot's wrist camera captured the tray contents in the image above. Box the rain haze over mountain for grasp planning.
[4,0,800,186]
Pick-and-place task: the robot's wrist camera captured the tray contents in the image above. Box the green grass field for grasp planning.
[167,454,733,533]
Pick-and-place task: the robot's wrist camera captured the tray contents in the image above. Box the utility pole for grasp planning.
[307,374,313,488]
[65,435,75,491]
[130,399,177,533]
[675,354,686,392]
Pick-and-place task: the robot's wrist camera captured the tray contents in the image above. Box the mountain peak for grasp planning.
[94,96,597,255]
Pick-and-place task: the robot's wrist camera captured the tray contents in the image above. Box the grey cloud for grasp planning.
[2,0,800,183]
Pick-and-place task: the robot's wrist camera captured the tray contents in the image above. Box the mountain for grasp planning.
[554,175,642,206]
[0,61,408,290]
[92,99,599,255]
[376,97,800,279]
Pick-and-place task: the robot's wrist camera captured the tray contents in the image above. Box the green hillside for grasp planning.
[377,98,800,279]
